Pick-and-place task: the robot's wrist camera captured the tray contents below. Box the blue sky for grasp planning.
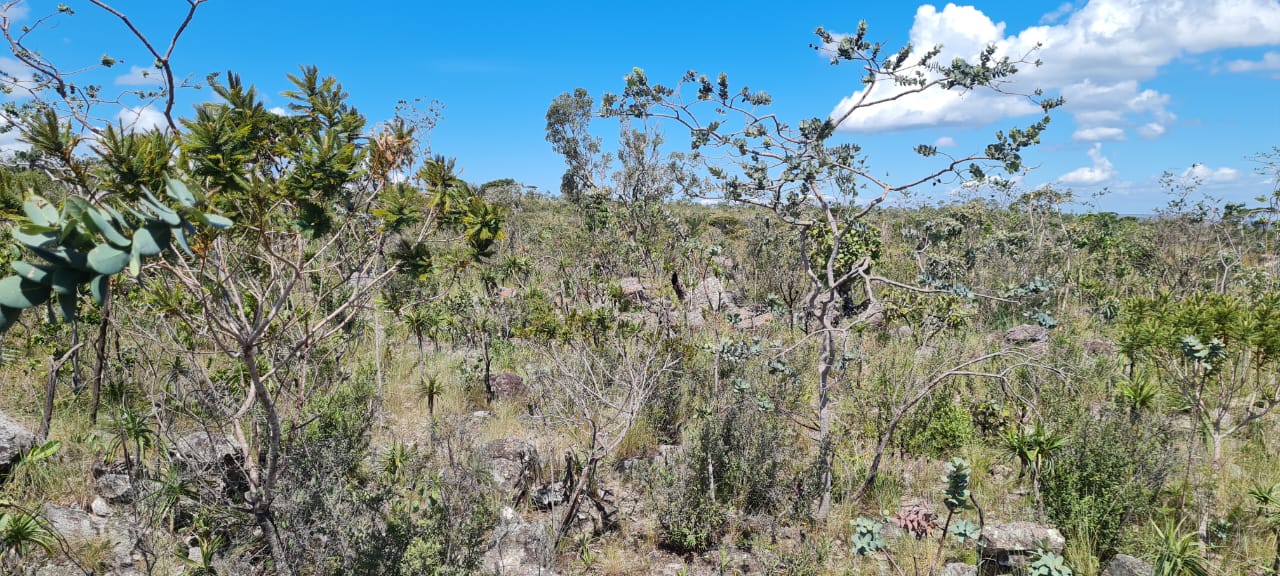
[2,0,1279,212]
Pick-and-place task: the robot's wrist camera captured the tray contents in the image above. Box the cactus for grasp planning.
[0,178,230,333]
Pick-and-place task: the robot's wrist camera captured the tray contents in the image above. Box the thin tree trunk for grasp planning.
[37,343,83,442]
[243,344,291,576]
[90,288,112,424]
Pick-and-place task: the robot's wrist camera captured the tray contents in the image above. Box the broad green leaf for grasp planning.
[22,196,59,228]
[11,261,52,284]
[0,276,52,309]
[87,243,129,275]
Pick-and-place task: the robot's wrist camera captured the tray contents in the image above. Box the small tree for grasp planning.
[600,23,1060,517]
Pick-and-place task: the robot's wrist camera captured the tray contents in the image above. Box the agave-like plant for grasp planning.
[1151,520,1212,576]
[1248,482,1280,574]
[0,505,57,564]
[1030,550,1074,576]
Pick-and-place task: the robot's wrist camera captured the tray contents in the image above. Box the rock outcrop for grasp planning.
[978,521,1065,575]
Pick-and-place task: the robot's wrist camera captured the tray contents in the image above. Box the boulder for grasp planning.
[940,563,978,576]
[979,522,1065,575]
[1084,339,1118,356]
[481,438,538,501]
[618,277,648,302]
[1102,554,1153,576]
[168,431,247,501]
[688,275,733,313]
[1,409,35,473]
[41,503,140,570]
[93,473,136,504]
[734,311,773,330]
[482,506,559,576]
[1003,324,1049,347]
[488,373,528,402]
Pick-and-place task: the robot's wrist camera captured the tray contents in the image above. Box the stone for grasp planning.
[0,409,35,473]
[94,473,135,504]
[1102,554,1153,576]
[482,438,538,499]
[41,503,140,569]
[734,311,773,330]
[168,431,247,501]
[1084,339,1118,356]
[688,275,733,313]
[940,563,978,576]
[482,506,559,576]
[890,325,914,340]
[488,373,528,402]
[531,481,567,510]
[90,496,115,517]
[618,277,648,302]
[979,522,1065,575]
[1003,324,1049,347]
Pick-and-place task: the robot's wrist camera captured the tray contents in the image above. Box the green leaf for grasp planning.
[57,293,78,323]
[0,306,21,332]
[87,244,129,275]
[50,267,93,295]
[131,225,169,257]
[0,276,53,309]
[89,275,109,306]
[203,213,232,230]
[81,204,132,248]
[165,178,197,208]
[25,440,60,463]
[11,261,52,284]
[171,225,192,256]
[12,226,59,250]
[140,197,181,226]
[22,196,59,228]
[29,246,90,271]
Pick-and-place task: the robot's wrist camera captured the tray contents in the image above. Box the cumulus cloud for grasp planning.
[117,106,167,132]
[115,65,163,86]
[829,0,1280,137]
[1072,126,1125,141]
[933,136,957,147]
[1181,163,1239,183]
[1059,143,1115,185]
[268,106,288,116]
[1227,51,1280,72]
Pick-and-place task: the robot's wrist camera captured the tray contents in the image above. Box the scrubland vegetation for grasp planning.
[2,3,1280,576]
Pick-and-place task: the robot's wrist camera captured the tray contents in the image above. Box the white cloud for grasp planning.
[114,65,163,86]
[1059,143,1115,185]
[829,0,1280,136]
[1072,126,1125,141]
[268,106,287,116]
[1181,163,1239,183]
[1227,51,1280,72]
[1041,2,1076,24]
[0,2,28,21]
[1137,122,1166,138]
[116,106,167,133]
[933,136,957,147]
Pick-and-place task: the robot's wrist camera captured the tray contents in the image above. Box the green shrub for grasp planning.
[900,394,976,458]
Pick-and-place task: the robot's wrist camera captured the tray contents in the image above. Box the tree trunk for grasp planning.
[90,288,112,424]
[815,325,835,520]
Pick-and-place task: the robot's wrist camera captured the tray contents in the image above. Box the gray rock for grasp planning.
[94,473,135,504]
[1102,554,1153,576]
[979,522,1065,575]
[940,563,978,576]
[488,373,527,402]
[1003,324,1049,347]
[531,481,567,510]
[688,276,733,313]
[1,409,35,473]
[169,431,239,468]
[90,496,115,517]
[618,277,648,302]
[1083,339,1118,356]
[482,439,538,499]
[41,503,140,569]
[735,311,773,330]
[890,325,914,339]
[483,506,558,576]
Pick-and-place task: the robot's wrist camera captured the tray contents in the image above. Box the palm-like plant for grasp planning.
[1248,482,1280,574]
[0,506,56,565]
[1116,369,1161,422]
[1003,423,1068,519]
[1152,520,1213,576]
